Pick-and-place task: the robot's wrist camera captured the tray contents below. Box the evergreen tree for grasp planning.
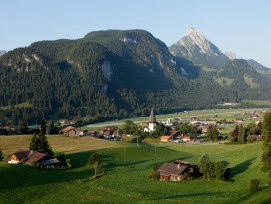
[29,132,53,156]
[261,112,271,179]
[207,125,219,141]
[198,154,212,180]
[0,149,4,161]
[238,124,246,143]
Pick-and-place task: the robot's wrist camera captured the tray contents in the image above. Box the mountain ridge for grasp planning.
[0,29,271,125]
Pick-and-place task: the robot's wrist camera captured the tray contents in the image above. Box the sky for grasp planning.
[1,0,271,67]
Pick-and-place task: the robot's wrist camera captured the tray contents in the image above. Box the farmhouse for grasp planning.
[160,136,173,142]
[62,126,80,136]
[157,160,198,181]
[6,149,32,164]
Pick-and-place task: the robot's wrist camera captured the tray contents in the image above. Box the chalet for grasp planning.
[182,135,191,142]
[25,151,48,165]
[62,126,80,137]
[160,136,173,143]
[235,118,244,123]
[41,158,61,169]
[169,131,182,139]
[6,149,32,164]
[157,160,198,181]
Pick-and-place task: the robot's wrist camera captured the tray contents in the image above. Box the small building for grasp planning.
[157,160,198,181]
[62,126,80,137]
[6,149,32,164]
[25,151,48,165]
[160,136,173,143]
[235,118,244,123]
[182,135,191,142]
[41,158,61,169]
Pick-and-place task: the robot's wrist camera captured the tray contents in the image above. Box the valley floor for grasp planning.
[0,135,270,203]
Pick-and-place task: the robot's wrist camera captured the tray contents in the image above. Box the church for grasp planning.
[143,109,157,132]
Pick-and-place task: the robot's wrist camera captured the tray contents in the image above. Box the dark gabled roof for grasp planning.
[25,151,47,164]
[149,109,156,123]
[13,149,31,159]
[157,162,189,176]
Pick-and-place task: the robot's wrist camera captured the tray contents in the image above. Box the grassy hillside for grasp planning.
[0,135,270,203]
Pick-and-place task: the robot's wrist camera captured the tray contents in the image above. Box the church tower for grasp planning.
[148,108,157,131]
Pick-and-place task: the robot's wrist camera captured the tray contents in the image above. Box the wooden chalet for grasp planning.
[160,136,173,143]
[6,149,32,164]
[62,126,80,137]
[157,160,198,182]
[25,151,48,165]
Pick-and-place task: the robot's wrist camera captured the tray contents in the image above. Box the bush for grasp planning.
[0,149,4,161]
[247,136,257,143]
[147,166,160,180]
[249,178,260,193]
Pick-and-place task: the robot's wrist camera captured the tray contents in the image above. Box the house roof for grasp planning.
[41,158,60,165]
[63,126,75,133]
[149,109,156,123]
[12,149,32,159]
[157,162,189,176]
[169,131,179,137]
[25,151,47,164]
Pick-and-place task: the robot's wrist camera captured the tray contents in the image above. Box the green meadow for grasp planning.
[0,135,270,203]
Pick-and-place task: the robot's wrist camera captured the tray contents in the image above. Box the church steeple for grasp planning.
[148,108,157,132]
[149,108,156,123]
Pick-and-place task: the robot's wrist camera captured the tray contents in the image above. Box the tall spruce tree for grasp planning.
[29,132,53,156]
[261,112,271,179]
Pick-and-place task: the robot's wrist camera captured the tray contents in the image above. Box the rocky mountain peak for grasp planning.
[176,27,223,57]
[225,52,237,60]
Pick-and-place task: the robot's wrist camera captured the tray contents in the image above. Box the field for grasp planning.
[0,102,32,110]
[0,135,271,203]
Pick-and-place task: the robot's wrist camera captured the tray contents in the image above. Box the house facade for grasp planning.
[157,160,198,181]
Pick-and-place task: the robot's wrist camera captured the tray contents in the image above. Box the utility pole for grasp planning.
[154,143,157,164]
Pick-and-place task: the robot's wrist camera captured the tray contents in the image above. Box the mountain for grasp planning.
[0,29,190,124]
[246,59,270,72]
[0,50,6,56]
[169,27,229,68]
[1,29,271,125]
[225,52,237,61]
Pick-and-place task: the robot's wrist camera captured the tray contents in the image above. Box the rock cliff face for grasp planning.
[169,27,229,68]
[225,52,237,60]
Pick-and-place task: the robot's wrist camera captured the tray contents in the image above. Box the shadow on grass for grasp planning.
[150,192,219,201]
[231,157,256,177]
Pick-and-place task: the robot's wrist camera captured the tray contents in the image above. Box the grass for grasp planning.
[201,66,217,72]
[0,102,32,110]
[0,135,270,203]
[241,100,271,106]
[213,76,234,87]
[244,75,259,89]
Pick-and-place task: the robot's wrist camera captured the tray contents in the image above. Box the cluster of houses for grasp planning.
[4,149,65,169]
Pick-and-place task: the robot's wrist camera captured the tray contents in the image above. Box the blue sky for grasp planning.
[1,0,271,67]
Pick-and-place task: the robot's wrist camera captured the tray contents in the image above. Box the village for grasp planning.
[1,108,266,182]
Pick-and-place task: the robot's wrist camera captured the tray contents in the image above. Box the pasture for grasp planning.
[0,135,270,203]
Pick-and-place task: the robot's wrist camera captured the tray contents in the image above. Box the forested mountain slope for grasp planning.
[0,29,271,124]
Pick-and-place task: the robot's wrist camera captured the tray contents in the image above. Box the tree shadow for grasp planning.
[231,157,256,177]
[150,192,220,201]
